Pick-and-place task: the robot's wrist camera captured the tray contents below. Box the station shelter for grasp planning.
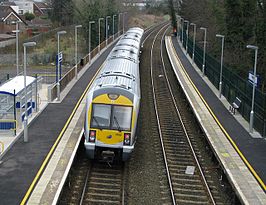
[0,75,41,135]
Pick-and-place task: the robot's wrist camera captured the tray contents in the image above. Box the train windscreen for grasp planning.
[91,103,132,131]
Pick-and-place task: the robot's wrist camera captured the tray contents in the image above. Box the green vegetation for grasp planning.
[169,0,266,91]
[24,12,35,21]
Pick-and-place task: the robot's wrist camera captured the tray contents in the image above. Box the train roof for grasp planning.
[89,27,143,100]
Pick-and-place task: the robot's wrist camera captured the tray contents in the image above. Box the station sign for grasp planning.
[248,70,259,87]
[56,52,63,82]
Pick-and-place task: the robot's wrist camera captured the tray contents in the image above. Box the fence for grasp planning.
[180,32,266,137]
[48,31,122,102]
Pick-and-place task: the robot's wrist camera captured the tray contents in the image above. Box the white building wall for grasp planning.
[14,0,34,15]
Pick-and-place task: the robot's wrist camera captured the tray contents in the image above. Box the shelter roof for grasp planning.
[0,75,36,96]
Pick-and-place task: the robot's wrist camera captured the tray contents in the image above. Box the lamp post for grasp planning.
[89,21,95,63]
[56,30,67,101]
[12,21,21,76]
[216,34,225,98]
[123,12,127,33]
[190,23,196,63]
[180,17,184,45]
[23,41,36,142]
[98,17,104,53]
[247,45,258,133]
[106,16,111,46]
[75,25,82,80]
[113,14,116,41]
[119,13,123,34]
[176,15,181,40]
[200,27,207,76]
[184,20,189,54]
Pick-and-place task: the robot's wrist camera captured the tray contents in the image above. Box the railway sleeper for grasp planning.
[175,198,209,205]
[84,198,120,204]
[174,192,209,201]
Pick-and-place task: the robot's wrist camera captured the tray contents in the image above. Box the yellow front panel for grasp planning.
[95,129,124,144]
[93,94,132,105]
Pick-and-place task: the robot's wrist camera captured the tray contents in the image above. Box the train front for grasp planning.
[84,86,139,162]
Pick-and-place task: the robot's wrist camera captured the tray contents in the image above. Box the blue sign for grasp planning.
[56,52,63,82]
[248,70,260,87]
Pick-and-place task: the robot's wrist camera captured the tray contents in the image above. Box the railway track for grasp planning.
[148,25,231,204]
[58,147,125,205]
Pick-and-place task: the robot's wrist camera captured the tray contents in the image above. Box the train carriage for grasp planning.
[84,27,144,161]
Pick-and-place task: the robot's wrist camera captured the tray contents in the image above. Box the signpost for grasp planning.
[248,71,259,87]
[56,52,63,82]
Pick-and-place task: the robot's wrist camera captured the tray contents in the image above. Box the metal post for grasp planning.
[113,15,116,41]
[35,74,38,112]
[98,18,104,53]
[191,23,196,63]
[184,20,189,54]
[181,18,184,45]
[56,31,67,101]
[200,27,207,76]
[13,89,16,136]
[106,16,111,46]
[216,34,225,98]
[89,21,95,63]
[23,41,36,142]
[119,13,122,35]
[123,12,126,33]
[16,22,19,75]
[75,25,82,80]
[247,45,258,133]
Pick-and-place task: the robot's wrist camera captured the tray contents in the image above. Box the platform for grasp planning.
[0,42,115,204]
[165,36,266,204]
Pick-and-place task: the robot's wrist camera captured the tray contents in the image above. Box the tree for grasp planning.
[50,0,74,26]
[24,12,35,21]
[168,0,177,32]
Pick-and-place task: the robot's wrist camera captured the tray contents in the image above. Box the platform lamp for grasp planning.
[216,34,225,98]
[12,20,21,76]
[190,23,196,63]
[184,20,189,54]
[23,41,36,142]
[89,21,95,63]
[106,16,111,46]
[247,45,258,133]
[56,30,67,101]
[98,17,104,53]
[123,12,127,33]
[113,14,117,41]
[119,13,123,34]
[180,17,184,45]
[200,27,207,77]
[75,25,82,80]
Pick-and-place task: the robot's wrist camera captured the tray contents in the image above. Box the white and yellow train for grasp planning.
[84,27,144,161]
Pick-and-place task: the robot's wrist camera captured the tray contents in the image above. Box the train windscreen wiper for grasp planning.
[113,116,121,132]
[93,116,102,129]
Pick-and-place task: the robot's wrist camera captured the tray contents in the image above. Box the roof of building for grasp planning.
[0,75,36,96]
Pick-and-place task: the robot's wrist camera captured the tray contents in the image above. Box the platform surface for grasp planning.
[0,44,114,205]
[166,36,266,204]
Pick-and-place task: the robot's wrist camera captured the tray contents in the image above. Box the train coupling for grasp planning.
[101,150,115,164]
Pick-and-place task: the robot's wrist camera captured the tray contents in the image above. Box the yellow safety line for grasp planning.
[168,37,266,191]
[20,64,104,205]
[0,141,4,154]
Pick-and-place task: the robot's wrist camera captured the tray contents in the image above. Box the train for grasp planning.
[84,27,144,161]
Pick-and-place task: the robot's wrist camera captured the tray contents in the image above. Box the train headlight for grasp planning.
[89,130,96,143]
[124,133,131,145]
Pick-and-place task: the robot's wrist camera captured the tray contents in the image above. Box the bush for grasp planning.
[25,12,35,21]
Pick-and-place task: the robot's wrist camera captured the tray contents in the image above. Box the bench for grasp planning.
[229,97,241,114]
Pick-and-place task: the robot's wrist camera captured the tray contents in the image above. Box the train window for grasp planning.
[91,104,111,128]
[111,106,132,131]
